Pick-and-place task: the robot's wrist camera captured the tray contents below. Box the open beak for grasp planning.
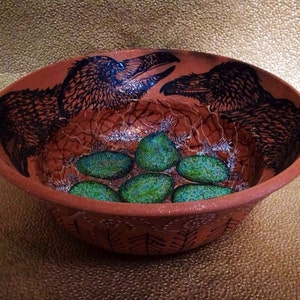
[160,73,209,98]
[116,52,180,92]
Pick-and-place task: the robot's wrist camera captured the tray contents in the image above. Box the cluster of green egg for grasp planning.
[69,132,232,203]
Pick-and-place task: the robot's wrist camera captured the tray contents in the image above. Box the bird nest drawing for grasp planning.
[35,99,263,202]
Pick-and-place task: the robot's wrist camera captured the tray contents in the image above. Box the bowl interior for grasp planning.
[35,98,263,198]
[0,49,299,206]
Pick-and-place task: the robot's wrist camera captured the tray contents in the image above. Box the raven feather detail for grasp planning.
[0,52,179,176]
[161,61,300,173]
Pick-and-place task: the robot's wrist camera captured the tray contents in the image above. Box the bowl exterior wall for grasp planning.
[47,199,261,255]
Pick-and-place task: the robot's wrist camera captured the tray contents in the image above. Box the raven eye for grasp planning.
[108,61,124,73]
[118,62,125,70]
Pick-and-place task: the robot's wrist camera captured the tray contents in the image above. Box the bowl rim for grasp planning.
[0,48,299,217]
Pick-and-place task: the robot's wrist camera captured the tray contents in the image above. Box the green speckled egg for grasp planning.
[76,150,133,179]
[173,184,232,202]
[135,132,180,172]
[69,181,120,202]
[177,155,229,183]
[119,173,174,204]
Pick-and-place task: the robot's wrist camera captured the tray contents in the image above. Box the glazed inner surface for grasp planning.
[35,98,264,198]
[1,52,299,201]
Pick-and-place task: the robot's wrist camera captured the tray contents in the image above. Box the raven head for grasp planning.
[58,52,179,118]
[161,61,268,112]
[160,72,210,103]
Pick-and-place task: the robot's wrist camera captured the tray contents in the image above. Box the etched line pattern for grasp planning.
[168,229,199,253]
[128,233,167,255]
[203,222,228,244]
[93,226,126,253]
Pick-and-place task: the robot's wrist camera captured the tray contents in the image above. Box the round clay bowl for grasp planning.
[0,49,299,255]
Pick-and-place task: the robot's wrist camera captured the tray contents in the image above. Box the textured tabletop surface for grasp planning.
[0,1,299,299]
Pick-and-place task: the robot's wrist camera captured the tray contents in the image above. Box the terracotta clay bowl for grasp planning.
[0,49,299,255]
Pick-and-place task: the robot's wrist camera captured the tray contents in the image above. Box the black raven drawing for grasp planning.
[161,61,300,173]
[0,52,179,176]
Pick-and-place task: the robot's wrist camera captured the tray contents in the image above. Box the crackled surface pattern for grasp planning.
[36,99,262,195]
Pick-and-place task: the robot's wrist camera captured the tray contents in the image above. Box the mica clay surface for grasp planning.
[0,49,299,255]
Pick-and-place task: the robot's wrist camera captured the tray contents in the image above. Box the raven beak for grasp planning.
[115,52,180,97]
[117,52,180,84]
[160,74,209,96]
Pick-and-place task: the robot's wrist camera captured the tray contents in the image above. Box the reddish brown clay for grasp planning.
[0,49,299,255]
